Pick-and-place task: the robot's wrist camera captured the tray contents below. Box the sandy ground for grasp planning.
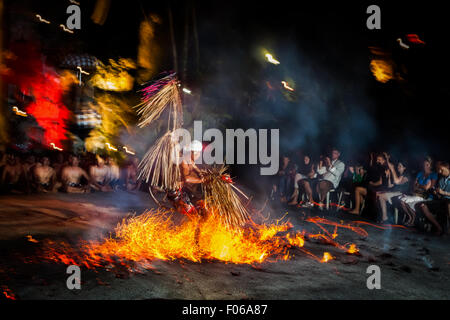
[0,191,449,300]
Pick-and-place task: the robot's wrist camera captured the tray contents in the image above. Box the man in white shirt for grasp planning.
[316,147,345,207]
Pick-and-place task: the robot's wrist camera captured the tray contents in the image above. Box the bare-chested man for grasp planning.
[167,140,206,219]
[89,156,112,192]
[1,154,25,193]
[106,156,121,191]
[34,157,60,192]
[125,156,141,192]
[61,156,90,193]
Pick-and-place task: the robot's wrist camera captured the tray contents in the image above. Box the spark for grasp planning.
[265,53,280,65]
[182,88,192,95]
[123,146,135,155]
[50,143,63,151]
[60,24,74,34]
[321,252,334,263]
[26,235,39,243]
[105,143,118,151]
[36,14,51,24]
[12,106,27,117]
[77,66,90,75]
[281,81,294,91]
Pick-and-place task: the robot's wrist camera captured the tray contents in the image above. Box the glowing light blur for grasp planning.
[281,81,294,91]
[36,14,50,24]
[265,53,280,65]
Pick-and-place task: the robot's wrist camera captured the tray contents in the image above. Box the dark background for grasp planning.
[3,0,449,170]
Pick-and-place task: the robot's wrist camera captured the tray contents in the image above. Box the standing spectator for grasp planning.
[271,155,295,203]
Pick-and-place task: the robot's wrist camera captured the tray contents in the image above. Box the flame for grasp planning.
[321,252,333,263]
[347,243,359,254]
[38,209,306,267]
[370,59,394,83]
[26,211,396,271]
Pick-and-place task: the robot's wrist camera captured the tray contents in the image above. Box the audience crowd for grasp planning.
[0,151,142,195]
[1,147,449,236]
[271,147,450,235]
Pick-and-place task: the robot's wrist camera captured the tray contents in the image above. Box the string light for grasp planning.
[36,14,51,24]
[265,53,280,65]
[105,143,118,151]
[60,24,74,34]
[12,106,27,117]
[281,81,294,91]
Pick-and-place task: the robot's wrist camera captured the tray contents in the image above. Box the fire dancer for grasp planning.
[167,140,206,219]
[61,155,90,193]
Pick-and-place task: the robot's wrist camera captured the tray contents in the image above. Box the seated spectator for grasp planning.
[417,161,450,235]
[377,157,410,223]
[126,156,141,192]
[1,154,25,194]
[350,153,389,215]
[315,147,345,209]
[106,156,121,190]
[289,154,317,207]
[34,156,60,193]
[23,154,37,193]
[398,156,438,226]
[52,152,68,182]
[89,155,112,192]
[61,155,90,193]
